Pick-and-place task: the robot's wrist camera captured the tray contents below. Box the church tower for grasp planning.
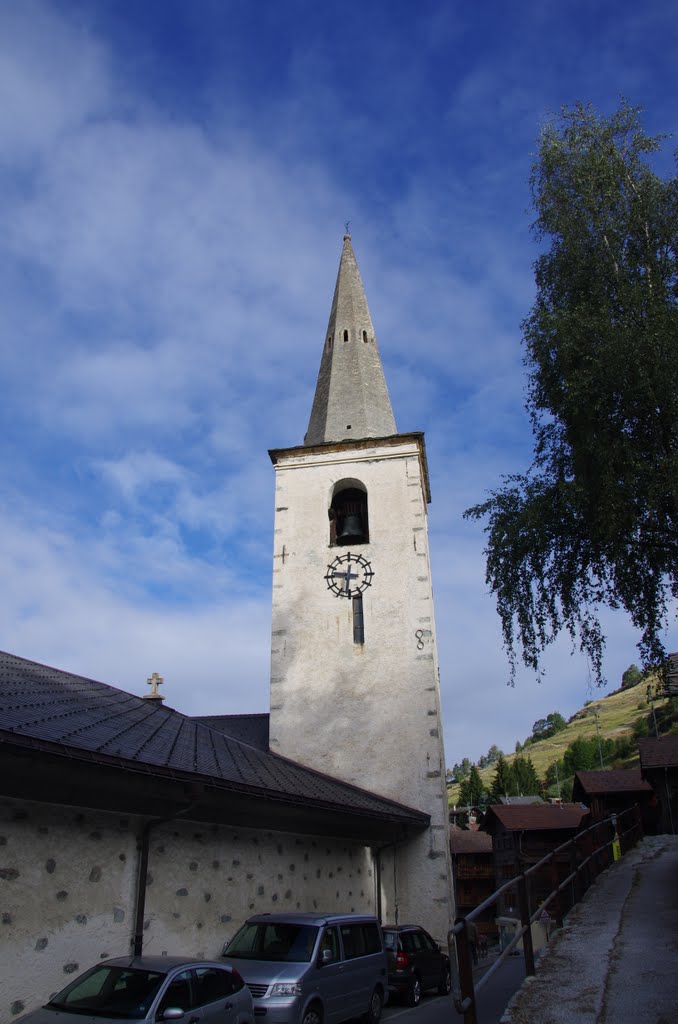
[268,235,454,939]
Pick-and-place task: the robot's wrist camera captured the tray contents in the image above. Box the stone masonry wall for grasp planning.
[0,797,374,1021]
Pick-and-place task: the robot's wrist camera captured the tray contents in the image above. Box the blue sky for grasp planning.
[1,0,676,766]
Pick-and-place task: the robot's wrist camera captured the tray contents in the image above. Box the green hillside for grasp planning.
[448,681,673,805]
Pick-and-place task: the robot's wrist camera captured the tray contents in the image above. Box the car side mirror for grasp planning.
[319,948,333,965]
[161,1009,185,1020]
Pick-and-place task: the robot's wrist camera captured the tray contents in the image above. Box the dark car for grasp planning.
[16,956,254,1024]
[381,925,451,1006]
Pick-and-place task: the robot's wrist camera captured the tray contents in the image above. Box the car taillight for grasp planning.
[395,952,409,969]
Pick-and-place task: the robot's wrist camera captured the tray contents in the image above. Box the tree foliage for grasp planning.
[512,755,541,795]
[489,754,514,802]
[531,711,567,740]
[451,758,473,782]
[621,663,643,689]
[458,765,486,807]
[488,753,543,801]
[465,101,678,684]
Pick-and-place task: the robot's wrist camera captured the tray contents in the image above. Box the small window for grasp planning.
[327,335,333,350]
[353,595,365,645]
[362,330,368,343]
[343,329,349,342]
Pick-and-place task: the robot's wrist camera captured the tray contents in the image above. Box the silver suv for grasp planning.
[221,913,387,1024]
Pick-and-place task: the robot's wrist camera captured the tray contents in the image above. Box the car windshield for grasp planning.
[225,922,319,962]
[46,965,165,1019]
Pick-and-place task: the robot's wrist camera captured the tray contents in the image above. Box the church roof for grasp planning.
[191,712,270,750]
[0,650,429,839]
[304,234,397,445]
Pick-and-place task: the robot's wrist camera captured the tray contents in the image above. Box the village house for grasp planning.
[448,826,496,941]
[638,736,678,835]
[480,803,590,920]
[572,768,656,832]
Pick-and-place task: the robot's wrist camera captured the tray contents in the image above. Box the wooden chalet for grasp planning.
[481,803,590,918]
[572,769,656,831]
[449,826,496,940]
[638,736,678,835]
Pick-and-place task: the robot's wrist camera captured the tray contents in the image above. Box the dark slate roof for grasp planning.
[0,651,428,828]
[638,736,678,769]
[483,803,589,832]
[498,795,544,805]
[192,713,269,751]
[448,827,493,854]
[573,769,653,796]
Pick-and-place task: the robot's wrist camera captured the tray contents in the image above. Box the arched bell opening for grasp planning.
[329,484,369,546]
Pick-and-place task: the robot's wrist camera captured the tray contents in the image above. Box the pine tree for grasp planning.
[489,754,514,802]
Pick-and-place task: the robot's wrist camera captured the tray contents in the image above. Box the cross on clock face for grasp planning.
[325,552,374,598]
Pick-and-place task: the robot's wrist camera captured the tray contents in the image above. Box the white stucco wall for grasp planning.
[0,797,374,1021]
[268,439,454,941]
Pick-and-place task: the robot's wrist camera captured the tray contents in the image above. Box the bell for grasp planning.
[337,513,365,544]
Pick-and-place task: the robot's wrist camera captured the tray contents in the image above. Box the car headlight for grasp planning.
[271,983,302,996]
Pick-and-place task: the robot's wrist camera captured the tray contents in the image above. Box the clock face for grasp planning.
[325,552,374,598]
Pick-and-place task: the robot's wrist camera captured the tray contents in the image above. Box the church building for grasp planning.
[0,236,454,1019]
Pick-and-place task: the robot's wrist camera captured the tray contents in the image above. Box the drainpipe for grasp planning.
[665,768,675,835]
[133,803,196,957]
[372,835,401,925]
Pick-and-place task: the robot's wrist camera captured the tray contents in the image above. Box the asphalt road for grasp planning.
[382,956,526,1024]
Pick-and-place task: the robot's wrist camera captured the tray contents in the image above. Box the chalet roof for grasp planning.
[483,803,589,832]
[0,651,428,836]
[638,736,678,769]
[449,827,493,854]
[573,769,653,796]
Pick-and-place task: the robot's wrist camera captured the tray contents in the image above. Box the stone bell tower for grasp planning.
[268,234,454,939]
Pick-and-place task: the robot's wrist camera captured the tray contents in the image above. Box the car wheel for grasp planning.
[365,987,383,1024]
[406,976,421,1007]
[437,967,452,995]
[302,1003,323,1024]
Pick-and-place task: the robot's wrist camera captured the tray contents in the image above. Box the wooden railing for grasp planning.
[448,805,643,1024]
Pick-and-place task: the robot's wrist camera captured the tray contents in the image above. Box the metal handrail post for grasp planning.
[549,858,563,927]
[570,841,582,904]
[517,873,535,976]
[455,920,478,1024]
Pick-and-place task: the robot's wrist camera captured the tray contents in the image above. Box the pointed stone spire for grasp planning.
[304,234,397,445]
